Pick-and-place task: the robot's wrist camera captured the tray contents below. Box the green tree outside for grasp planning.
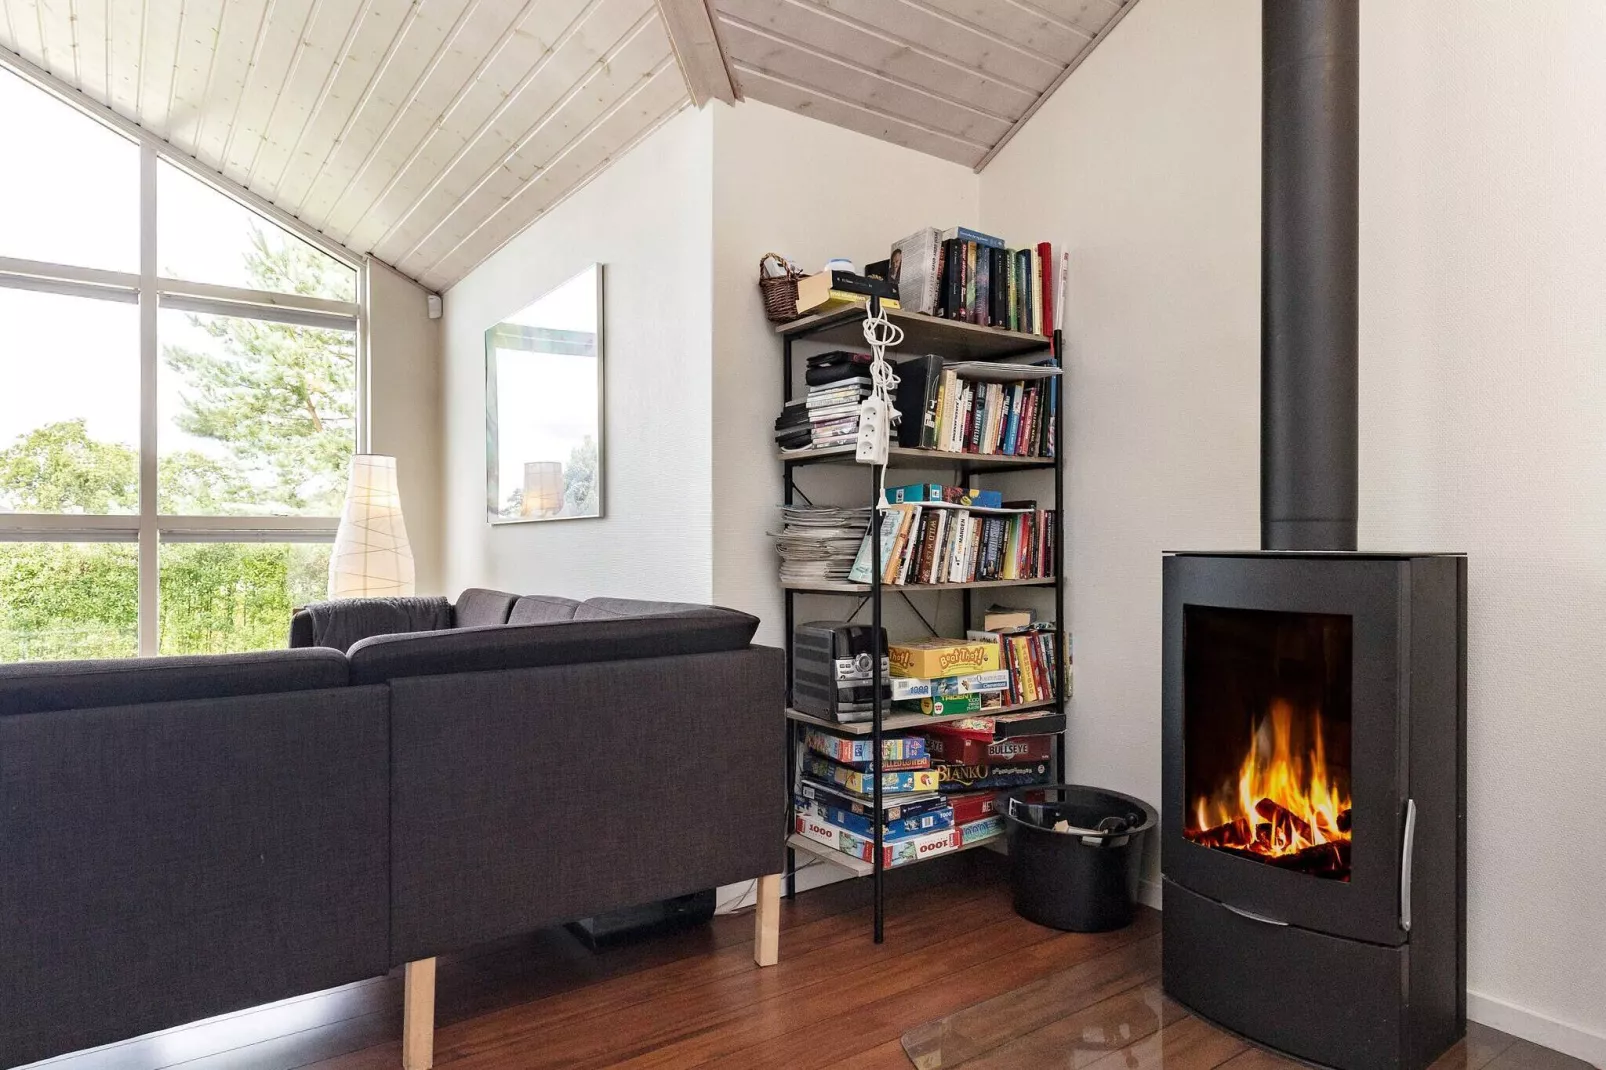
[0,228,353,661]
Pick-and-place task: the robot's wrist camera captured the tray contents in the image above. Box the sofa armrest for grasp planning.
[346,608,760,685]
[290,596,453,652]
[388,645,785,962]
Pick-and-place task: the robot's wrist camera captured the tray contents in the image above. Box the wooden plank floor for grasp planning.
[28,853,1590,1070]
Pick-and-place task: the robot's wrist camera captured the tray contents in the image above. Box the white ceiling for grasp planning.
[0,0,692,292]
[0,0,1132,290]
[710,0,1136,169]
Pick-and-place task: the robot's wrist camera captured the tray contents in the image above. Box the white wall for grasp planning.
[440,107,715,602]
[710,100,981,647]
[366,259,444,594]
[979,0,1262,884]
[1360,2,1606,1059]
[981,0,1606,1061]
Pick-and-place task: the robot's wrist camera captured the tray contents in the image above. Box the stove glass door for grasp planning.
[1183,605,1354,882]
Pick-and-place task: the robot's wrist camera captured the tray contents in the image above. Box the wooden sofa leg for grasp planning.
[402,958,436,1070]
[754,873,781,966]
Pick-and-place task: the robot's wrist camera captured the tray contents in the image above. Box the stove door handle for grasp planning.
[1400,798,1417,932]
[1222,901,1288,927]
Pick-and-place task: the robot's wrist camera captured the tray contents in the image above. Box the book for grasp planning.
[935,761,1052,792]
[846,508,905,584]
[889,637,1000,679]
[803,728,926,766]
[802,753,939,795]
[891,356,944,449]
[1037,241,1055,336]
[794,798,953,841]
[796,270,900,316]
[891,227,942,315]
[795,778,947,822]
[940,226,1005,250]
[964,243,977,323]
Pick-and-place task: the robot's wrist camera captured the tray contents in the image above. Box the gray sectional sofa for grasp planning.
[0,590,784,1070]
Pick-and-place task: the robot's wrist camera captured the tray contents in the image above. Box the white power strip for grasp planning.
[855,397,890,464]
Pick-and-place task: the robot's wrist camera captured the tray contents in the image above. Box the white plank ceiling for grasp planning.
[0,0,1133,289]
[709,0,1136,169]
[0,0,692,291]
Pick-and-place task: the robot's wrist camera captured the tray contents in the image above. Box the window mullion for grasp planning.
[138,144,159,657]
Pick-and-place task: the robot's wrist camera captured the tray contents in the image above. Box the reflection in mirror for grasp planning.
[485,264,604,523]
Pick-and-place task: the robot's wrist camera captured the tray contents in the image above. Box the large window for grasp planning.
[0,68,363,659]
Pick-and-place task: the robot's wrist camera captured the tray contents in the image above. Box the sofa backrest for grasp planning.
[452,588,518,628]
[345,605,761,685]
[572,596,723,620]
[507,594,581,624]
[0,682,390,1068]
[0,648,350,718]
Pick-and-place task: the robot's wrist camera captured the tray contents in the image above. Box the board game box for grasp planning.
[796,778,946,822]
[889,670,1010,701]
[803,727,926,765]
[801,754,939,795]
[924,732,1055,765]
[889,638,1000,679]
[794,797,954,841]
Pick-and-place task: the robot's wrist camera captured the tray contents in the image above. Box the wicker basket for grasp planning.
[758,253,804,323]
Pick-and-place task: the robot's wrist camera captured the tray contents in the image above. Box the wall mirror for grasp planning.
[486,264,604,523]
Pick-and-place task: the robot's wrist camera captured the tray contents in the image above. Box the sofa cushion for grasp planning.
[291,596,453,652]
[574,596,724,620]
[507,595,582,625]
[452,588,518,628]
[346,608,761,685]
[0,648,350,718]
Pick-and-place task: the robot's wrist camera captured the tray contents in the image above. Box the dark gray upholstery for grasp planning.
[574,596,738,619]
[3,589,782,1067]
[0,648,348,718]
[388,646,785,962]
[0,686,391,1069]
[346,608,760,685]
[452,588,518,628]
[507,594,582,625]
[289,596,453,652]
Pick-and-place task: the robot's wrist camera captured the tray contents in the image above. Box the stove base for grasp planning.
[1162,878,1461,1070]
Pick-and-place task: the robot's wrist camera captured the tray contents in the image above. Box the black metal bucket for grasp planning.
[1004,784,1157,932]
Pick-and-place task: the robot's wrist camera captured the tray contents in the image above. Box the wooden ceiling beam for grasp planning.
[656,0,740,106]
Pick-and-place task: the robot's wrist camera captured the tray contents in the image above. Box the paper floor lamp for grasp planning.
[329,454,415,598]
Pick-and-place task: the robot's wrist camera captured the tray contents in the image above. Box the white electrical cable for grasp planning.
[861,303,904,505]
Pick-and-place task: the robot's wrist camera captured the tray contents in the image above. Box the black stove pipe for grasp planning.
[1261,0,1359,551]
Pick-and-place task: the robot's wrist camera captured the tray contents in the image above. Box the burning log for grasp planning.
[1255,797,1314,844]
[1337,808,1352,833]
[1191,817,1254,849]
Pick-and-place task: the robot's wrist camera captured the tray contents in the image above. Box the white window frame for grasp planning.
[0,51,369,656]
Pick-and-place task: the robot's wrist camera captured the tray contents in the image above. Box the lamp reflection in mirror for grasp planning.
[521,461,564,519]
[329,454,415,597]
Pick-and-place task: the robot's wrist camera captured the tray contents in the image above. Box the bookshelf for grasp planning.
[777,305,1067,944]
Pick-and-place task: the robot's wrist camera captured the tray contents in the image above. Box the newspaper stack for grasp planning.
[774,506,874,586]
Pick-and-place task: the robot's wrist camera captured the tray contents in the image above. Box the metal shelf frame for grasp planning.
[779,300,1068,943]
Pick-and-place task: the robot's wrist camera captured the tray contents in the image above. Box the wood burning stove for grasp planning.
[1158,8,1468,1066]
[1161,552,1466,1070]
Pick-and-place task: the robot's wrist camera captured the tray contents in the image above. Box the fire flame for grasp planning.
[1187,698,1352,877]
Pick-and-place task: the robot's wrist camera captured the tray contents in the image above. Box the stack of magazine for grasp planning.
[774,506,873,586]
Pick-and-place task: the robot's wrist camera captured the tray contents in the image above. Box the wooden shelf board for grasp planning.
[785,699,1060,736]
[787,830,1007,878]
[782,577,1056,594]
[776,306,1053,360]
[779,445,1057,472]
